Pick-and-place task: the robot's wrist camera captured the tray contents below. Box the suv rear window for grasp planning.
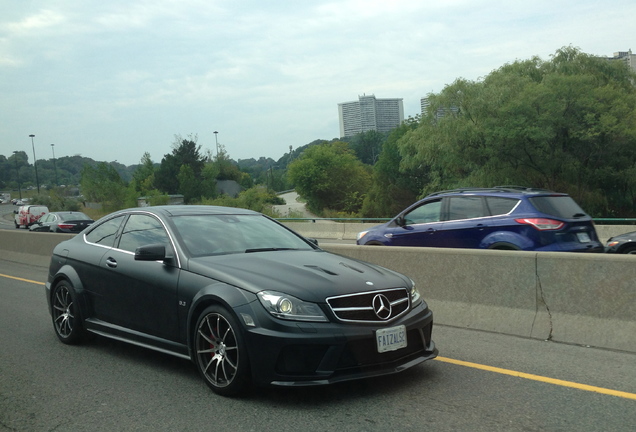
[528,196,587,218]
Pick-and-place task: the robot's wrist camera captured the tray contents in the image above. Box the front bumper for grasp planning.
[236,300,437,387]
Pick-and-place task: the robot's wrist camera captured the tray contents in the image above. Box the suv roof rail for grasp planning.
[493,185,553,192]
[425,186,554,198]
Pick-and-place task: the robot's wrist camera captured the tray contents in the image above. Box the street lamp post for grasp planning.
[29,134,40,194]
[51,144,58,186]
[13,151,22,200]
[213,131,219,156]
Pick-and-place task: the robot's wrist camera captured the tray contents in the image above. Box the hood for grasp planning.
[185,249,410,302]
[608,231,636,241]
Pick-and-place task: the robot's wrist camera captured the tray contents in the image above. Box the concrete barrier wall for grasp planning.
[1,227,635,353]
[320,244,636,353]
[0,230,74,267]
[282,221,634,243]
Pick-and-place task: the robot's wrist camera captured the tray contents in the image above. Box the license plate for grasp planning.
[376,325,407,353]
[577,232,591,243]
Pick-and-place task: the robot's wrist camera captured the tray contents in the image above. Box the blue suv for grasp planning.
[356,187,603,252]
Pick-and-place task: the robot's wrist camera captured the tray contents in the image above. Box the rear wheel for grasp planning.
[51,281,88,344]
[194,306,250,396]
[489,242,521,251]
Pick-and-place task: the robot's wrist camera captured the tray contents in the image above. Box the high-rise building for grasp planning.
[420,97,430,117]
[420,96,458,119]
[608,49,636,73]
[338,94,404,138]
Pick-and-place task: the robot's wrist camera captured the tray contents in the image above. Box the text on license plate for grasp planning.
[376,325,407,353]
[577,232,591,243]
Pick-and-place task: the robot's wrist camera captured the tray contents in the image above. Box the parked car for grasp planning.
[45,205,437,396]
[357,187,603,252]
[14,205,49,229]
[605,231,636,254]
[29,211,94,233]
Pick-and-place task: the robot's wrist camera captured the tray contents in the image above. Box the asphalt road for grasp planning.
[1,259,635,432]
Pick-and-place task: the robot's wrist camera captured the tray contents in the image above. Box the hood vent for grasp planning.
[304,265,338,276]
[339,262,364,273]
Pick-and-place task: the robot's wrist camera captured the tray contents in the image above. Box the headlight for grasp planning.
[257,291,328,322]
[356,230,369,241]
[408,278,422,306]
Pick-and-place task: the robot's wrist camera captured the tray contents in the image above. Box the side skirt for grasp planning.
[85,318,191,361]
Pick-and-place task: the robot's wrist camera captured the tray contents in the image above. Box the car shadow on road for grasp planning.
[84,334,438,402]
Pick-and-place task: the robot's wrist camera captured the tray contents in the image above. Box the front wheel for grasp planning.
[622,245,636,255]
[194,306,250,396]
[51,281,88,344]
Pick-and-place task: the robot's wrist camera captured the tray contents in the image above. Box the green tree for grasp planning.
[131,152,156,195]
[349,130,386,165]
[155,135,205,195]
[201,186,284,215]
[361,119,426,217]
[178,164,199,204]
[399,46,636,216]
[287,141,371,215]
[80,163,128,212]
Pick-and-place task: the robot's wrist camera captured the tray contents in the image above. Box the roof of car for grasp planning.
[118,205,260,217]
[425,186,564,198]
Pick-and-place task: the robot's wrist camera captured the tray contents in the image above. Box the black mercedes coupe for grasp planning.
[46,205,437,395]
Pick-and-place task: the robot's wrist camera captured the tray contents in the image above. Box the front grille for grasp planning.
[326,288,410,323]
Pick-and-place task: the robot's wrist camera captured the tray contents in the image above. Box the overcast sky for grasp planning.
[1,0,635,166]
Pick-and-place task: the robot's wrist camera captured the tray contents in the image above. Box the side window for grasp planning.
[118,214,170,253]
[404,200,442,225]
[85,215,125,247]
[447,197,486,221]
[486,197,519,216]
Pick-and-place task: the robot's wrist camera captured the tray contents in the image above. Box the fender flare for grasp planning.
[480,231,533,250]
[49,265,90,321]
[186,283,255,358]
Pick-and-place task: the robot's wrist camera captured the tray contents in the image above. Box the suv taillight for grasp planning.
[515,218,564,230]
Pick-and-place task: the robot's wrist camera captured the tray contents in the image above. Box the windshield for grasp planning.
[171,214,316,257]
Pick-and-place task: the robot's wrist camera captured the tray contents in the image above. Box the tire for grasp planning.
[194,306,250,396]
[51,281,88,344]
[489,242,521,251]
[622,245,636,255]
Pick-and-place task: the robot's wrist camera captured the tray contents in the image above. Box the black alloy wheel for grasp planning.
[51,281,86,344]
[194,306,250,396]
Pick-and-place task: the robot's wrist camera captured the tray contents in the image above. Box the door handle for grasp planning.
[105,257,118,268]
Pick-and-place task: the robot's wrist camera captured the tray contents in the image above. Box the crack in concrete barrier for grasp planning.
[532,253,553,340]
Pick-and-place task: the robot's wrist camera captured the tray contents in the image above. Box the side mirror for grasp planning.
[396,216,406,227]
[135,244,168,261]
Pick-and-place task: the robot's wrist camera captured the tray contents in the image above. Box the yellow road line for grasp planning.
[435,356,636,401]
[0,273,45,285]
